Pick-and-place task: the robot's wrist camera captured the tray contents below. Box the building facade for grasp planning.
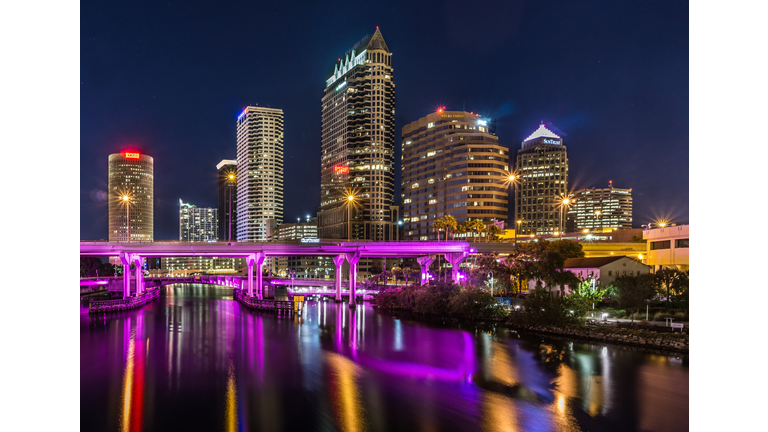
[401,110,508,241]
[318,28,398,241]
[108,151,153,242]
[217,159,238,242]
[643,224,689,271]
[179,199,218,242]
[272,218,334,279]
[516,124,569,236]
[236,106,284,242]
[567,183,633,232]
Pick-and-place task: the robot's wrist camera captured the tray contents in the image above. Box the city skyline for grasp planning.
[80,1,689,240]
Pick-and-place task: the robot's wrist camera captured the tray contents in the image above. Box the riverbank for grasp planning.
[504,322,689,353]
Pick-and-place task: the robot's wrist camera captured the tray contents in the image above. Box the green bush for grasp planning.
[376,283,506,320]
[447,288,507,319]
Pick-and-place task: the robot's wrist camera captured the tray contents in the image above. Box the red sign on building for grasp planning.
[125,152,140,159]
[334,165,349,174]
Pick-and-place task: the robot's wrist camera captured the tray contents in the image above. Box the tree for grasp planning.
[402,268,416,285]
[80,257,102,277]
[612,273,657,323]
[655,267,683,302]
[466,219,486,243]
[391,266,403,285]
[432,219,446,241]
[455,223,467,240]
[486,225,503,242]
[548,239,585,259]
[443,215,458,240]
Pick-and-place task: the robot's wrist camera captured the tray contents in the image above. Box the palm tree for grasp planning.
[432,219,446,241]
[443,215,458,240]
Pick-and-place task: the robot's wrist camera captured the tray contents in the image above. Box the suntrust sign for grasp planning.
[543,138,561,145]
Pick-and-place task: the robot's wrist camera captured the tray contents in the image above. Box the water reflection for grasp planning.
[81,284,689,432]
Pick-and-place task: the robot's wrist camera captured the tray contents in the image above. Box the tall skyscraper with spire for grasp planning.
[318,28,398,241]
[516,123,569,235]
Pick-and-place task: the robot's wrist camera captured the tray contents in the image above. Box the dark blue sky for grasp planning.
[80,0,689,240]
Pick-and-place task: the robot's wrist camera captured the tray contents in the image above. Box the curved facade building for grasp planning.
[401,110,508,241]
[108,152,153,242]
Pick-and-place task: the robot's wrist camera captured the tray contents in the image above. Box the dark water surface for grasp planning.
[81,284,689,431]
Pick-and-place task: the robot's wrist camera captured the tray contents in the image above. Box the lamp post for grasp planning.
[122,195,131,242]
[559,195,572,239]
[228,173,235,241]
[347,194,355,240]
[594,210,601,233]
[516,219,521,245]
[508,173,518,239]
[489,271,494,297]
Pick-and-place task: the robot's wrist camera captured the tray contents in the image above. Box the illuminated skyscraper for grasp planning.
[516,123,569,235]
[217,159,237,242]
[401,110,508,241]
[108,151,153,242]
[236,106,284,242]
[318,28,398,241]
[179,199,218,242]
[567,183,633,232]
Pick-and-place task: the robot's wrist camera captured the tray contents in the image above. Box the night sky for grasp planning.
[80,0,689,241]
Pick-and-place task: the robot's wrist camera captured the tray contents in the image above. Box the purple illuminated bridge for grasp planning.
[80,241,514,306]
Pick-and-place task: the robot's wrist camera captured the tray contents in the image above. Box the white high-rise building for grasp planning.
[236,106,284,242]
[179,199,218,242]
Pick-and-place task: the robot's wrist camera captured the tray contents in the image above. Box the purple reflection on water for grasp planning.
[81,284,689,432]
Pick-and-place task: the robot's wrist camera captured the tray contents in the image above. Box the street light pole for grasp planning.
[122,195,131,242]
[228,173,234,241]
[347,194,355,240]
[489,271,494,297]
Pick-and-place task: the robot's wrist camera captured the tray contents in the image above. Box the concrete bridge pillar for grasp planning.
[254,253,266,299]
[247,253,266,298]
[444,252,468,284]
[132,255,144,296]
[247,254,254,297]
[333,254,345,302]
[345,251,361,307]
[119,252,131,298]
[416,256,435,285]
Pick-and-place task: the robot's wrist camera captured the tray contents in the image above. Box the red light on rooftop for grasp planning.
[125,152,140,159]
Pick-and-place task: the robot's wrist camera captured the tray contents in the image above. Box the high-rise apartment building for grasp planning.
[567,183,633,232]
[318,28,398,241]
[108,151,153,242]
[179,200,218,242]
[236,106,284,242]
[401,110,509,241]
[516,124,569,236]
[217,159,237,242]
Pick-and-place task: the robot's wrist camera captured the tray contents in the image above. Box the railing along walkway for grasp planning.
[89,288,161,314]
[234,289,294,316]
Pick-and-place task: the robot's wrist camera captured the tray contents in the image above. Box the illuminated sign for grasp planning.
[335,81,347,91]
[477,119,488,126]
[543,139,560,145]
[301,238,320,243]
[125,152,140,159]
[334,165,349,174]
[237,108,247,121]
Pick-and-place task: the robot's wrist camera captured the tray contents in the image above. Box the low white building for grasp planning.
[528,255,651,295]
[643,224,689,271]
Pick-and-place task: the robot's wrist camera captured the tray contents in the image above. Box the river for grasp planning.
[80,284,689,431]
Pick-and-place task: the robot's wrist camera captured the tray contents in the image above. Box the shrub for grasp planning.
[448,288,507,319]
